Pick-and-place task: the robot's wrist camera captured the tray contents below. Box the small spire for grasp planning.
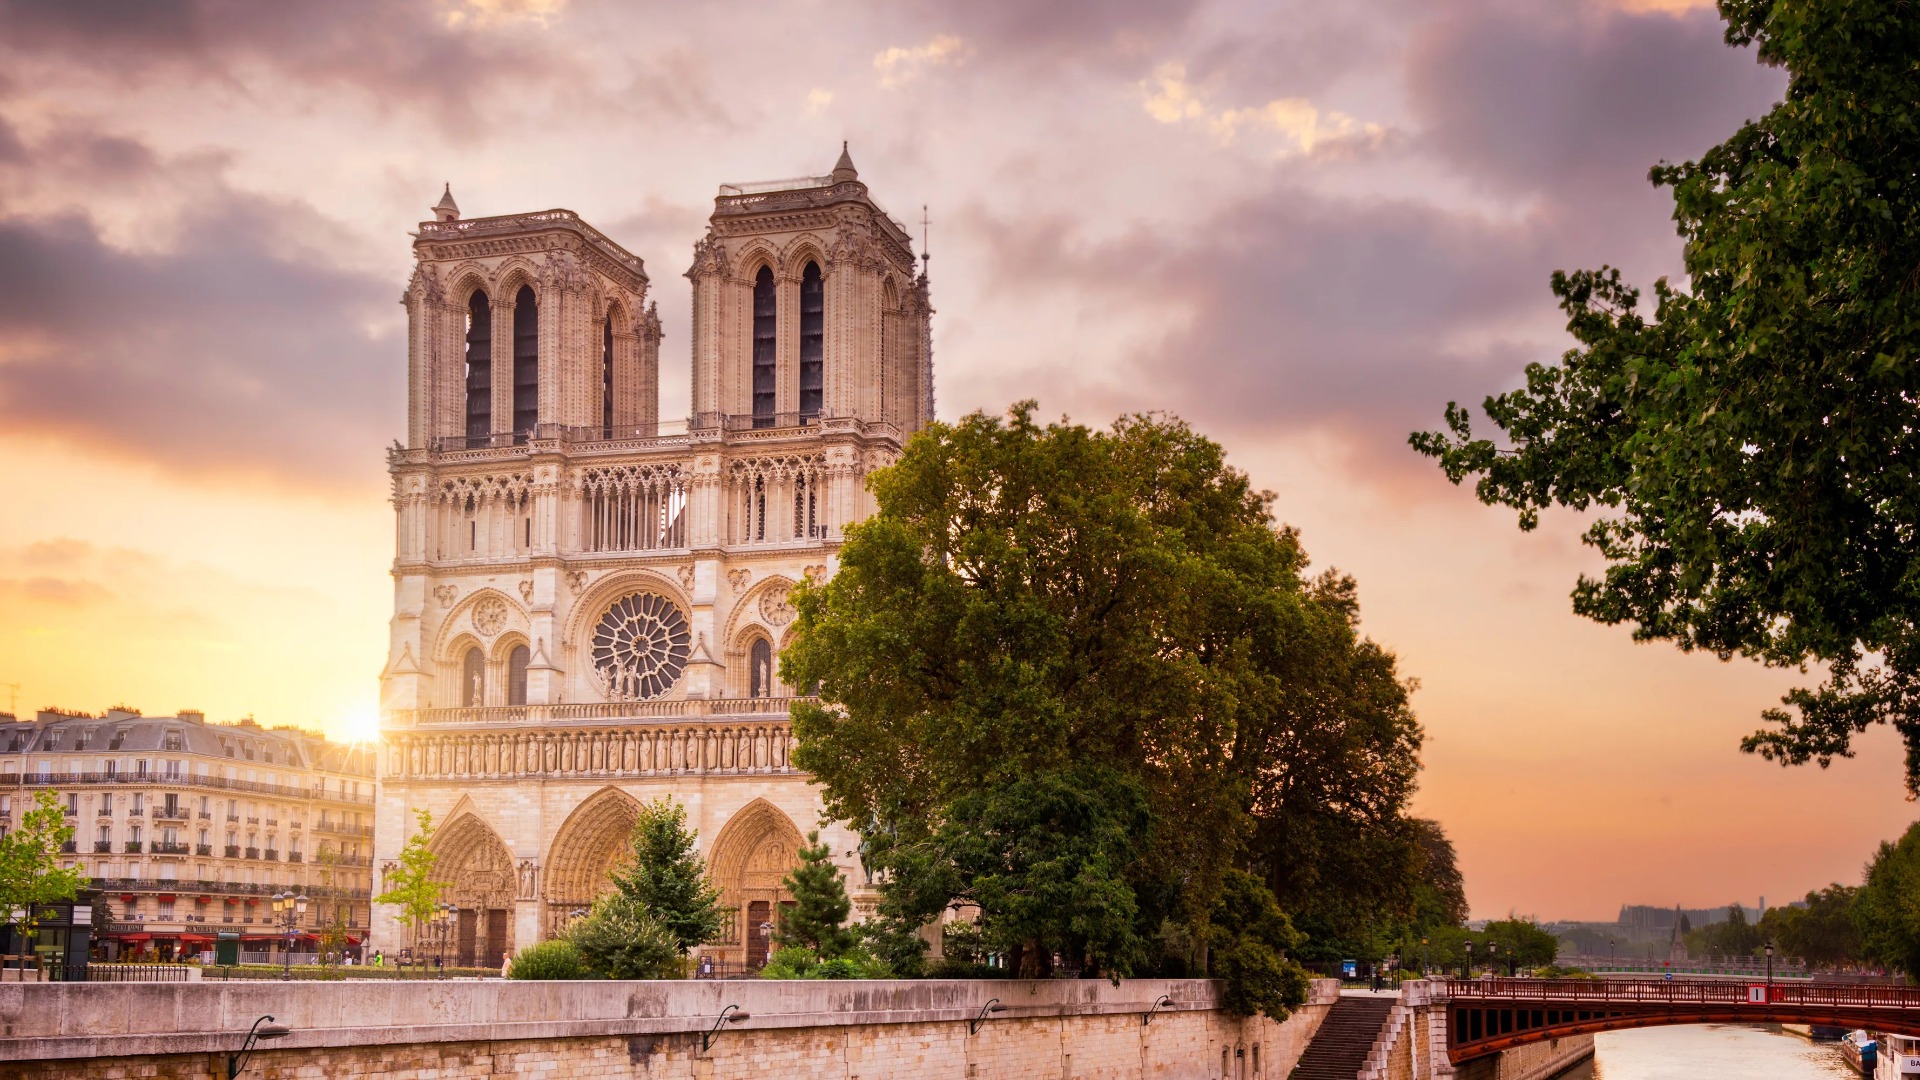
[831,141,858,183]
[432,182,460,222]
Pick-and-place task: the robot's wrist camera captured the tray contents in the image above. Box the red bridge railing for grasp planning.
[1448,977,1920,1010]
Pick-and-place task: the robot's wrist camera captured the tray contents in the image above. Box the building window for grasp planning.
[602,314,615,433]
[512,285,538,434]
[749,638,773,699]
[462,646,485,708]
[752,265,776,426]
[465,291,492,440]
[507,645,530,706]
[100,793,111,814]
[799,261,823,418]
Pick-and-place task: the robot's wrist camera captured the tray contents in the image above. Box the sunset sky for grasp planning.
[0,0,1908,921]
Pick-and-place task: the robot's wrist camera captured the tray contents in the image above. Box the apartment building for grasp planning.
[0,708,375,960]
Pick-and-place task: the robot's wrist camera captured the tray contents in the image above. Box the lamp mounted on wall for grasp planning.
[969,998,1006,1035]
[227,1014,291,1079]
[702,1004,750,1052]
[1142,995,1174,1026]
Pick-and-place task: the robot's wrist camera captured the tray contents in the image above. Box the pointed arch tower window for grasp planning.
[752,266,776,427]
[602,312,615,434]
[461,646,485,708]
[465,292,492,441]
[513,285,539,435]
[799,262,823,419]
[507,645,530,706]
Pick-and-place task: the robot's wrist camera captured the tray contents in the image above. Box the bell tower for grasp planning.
[687,144,932,435]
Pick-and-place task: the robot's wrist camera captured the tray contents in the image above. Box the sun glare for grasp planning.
[342,702,384,745]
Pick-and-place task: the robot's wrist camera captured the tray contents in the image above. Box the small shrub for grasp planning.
[509,940,590,980]
[759,945,819,980]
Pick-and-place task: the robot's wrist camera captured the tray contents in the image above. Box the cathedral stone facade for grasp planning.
[372,147,932,968]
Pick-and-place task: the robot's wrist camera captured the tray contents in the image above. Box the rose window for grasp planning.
[590,593,691,700]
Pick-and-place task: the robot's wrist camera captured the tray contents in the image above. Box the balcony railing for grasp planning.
[122,841,143,853]
[223,845,240,858]
[195,844,213,856]
[92,841,112,853]
[243,847,260,860]
[8,772,374,806]
[150,842,190,856]
[287,852,303,864]
[152,807,188,822]
[60,840,77,854]
[262,849,279,861]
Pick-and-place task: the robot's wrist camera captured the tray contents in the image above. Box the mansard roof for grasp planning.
[0,708,372,776]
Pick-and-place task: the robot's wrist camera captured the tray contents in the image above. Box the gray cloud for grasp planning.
[0,133,400,487]
[0,0,565,135]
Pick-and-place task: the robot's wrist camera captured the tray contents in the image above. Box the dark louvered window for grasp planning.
[507,645,529,706]
[752,266,776,427]
[799,262,823,418]
[602,314,615,434]
[465,292,492,441]
[513,285,538,435]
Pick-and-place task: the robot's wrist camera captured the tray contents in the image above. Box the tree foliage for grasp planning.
[1686,905,1765,958]
[608,798,724,954]
[1209,870,1311,1021]
[1761,885,1863,968]
[1481,918,1560,971]
[0,791,86,938]
[776,831,857,959]
[567,891,684,979]
[509,938,590,980]
[785,403,1423,990]
[373,808,443,939]
[1857,821,1920,978]
[1410,0,1920,790]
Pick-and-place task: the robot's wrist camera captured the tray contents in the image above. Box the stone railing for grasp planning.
[388,696,808,729]
[385,719,799,782]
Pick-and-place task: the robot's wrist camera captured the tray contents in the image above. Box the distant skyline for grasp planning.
[0,0,1910,921]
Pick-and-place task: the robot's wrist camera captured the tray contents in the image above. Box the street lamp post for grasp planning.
[1421,937,1430,977]
[434,902,456,976]
[1609,939,1616,968]
[1464,940,1474,980]
[1765,940,1775,997]
[271,891,309,981]
[1488,942,1498,980]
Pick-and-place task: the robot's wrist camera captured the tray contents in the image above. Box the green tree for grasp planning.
[0,791,86,943]
[508,938,589,980]
[776,831,857,959]
[1410,1,1920,791]
[1764,885,1862,968]
[785,404,1423,982]
[1208,870,1312,1021]
[1409,819,1469,932]
[373,808,443,945]
[1482,918,1559,971]
[1857,822,1920,978]
[567,892,683,979]
[608,798,724,954]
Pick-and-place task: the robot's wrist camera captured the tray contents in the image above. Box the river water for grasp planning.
[1555,1024,1855,1079]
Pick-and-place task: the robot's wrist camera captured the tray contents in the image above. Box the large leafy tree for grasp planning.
[785,403,1422,1007]
[1410,1,1920,790]
[1761,884,1863,968]
[1856,821,1920,978]
[0,791,86,941]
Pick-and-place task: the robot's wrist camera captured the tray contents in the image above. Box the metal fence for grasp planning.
[87,963,192,982]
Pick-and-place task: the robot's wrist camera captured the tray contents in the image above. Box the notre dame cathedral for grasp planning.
[371,146,931,968]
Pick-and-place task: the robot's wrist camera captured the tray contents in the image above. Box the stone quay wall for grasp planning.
[0,976,1340,1079]
[1362,980,1593,1080]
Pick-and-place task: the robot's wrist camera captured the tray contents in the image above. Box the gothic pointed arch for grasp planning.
[542,785,644,918]
[706,798,806,966]
[435,588,525,663]
[724,574,797,647]
[427,805,518,965]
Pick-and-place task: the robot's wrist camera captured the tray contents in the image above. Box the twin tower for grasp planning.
[399,144,932,451]
[375,148,931,965]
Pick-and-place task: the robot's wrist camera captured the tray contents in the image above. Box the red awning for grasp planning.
[117,933,153,942]
[179,934,213,944]
[156,895,176,903]
[345,935,362,945]
[120,894,136,902]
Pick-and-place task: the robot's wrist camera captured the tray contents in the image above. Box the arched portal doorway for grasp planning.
[429,812,517,968]
[706,799,805,970]
[542,787,642,940]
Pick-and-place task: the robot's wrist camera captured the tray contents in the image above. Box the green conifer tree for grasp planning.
[776,831,856,959]
[609,798,724,953]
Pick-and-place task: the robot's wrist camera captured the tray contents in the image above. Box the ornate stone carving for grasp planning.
[432,584,458,606]
[803,565,827,582]
[728,569,751,595]
[686,230,730,279]
[518,579,534,603]
[759,586,795,627]
[590,592,692,700]
[472,596,509,638]
[566,570,589,595]
[541,248,589,293]
[677,564,696,590]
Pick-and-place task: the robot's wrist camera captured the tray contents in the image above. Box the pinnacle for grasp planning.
[831,142,858,183]
[433,182,460,220]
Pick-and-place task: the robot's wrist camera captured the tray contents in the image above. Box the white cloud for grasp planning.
[441,0,565,29]
[806,87,834,114]
[874,34,970,89]
[1139,62,1385,157]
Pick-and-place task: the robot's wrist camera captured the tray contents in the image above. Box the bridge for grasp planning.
[1447,977,1920,1062]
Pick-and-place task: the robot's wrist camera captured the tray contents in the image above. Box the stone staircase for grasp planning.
[1290,994,1397,1080]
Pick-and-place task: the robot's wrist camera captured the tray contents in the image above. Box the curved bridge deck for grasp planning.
[1447,977,1920,1062]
